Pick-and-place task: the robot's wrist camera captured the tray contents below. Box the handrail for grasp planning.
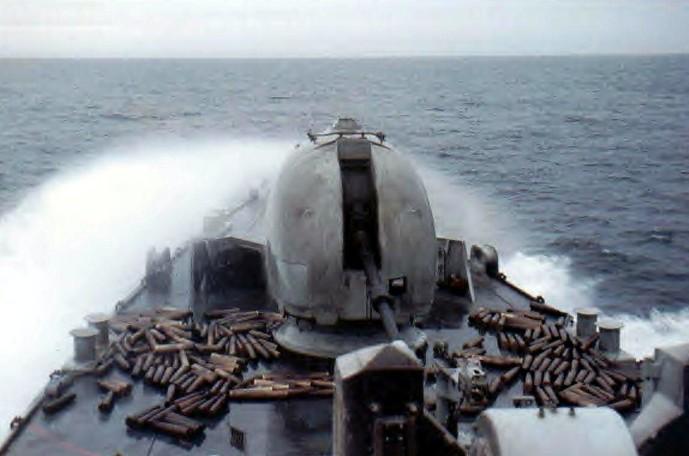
[306,130,386,144]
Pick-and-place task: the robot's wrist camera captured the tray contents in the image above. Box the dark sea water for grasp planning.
[0,56,688,424]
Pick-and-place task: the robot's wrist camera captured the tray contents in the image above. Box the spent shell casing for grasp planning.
[547,358,561,374]
[575,369,588,383]
[187,375,206,393]
[166,384,177,403]
[126,405,162,429]
[609,398,635,413]
[524,372,534,394]
[544,385,559,404]
[524,328,533,341]
[502,366,521,384]
[152,364,166,384]
[535,387,550,406]
[522,354,533,370]
[564,368,577,386]
[131,356,144,377]
[498,333,508,350]
[160,366,175,385]
[462,336,484,350]
[114,353,131,371]
[142,353,155,371]
[531,326,542,340]
[531,349,553,370]
[98,391,115,413]
[537,358,552,374]
[553,361,570,377]
[208,394,227,415]
[42,392,76,414]
[594,376,615,395]
[179,373,197,391]
[534,371,542,387]
[581,334,599,352]
[489,377,503,397]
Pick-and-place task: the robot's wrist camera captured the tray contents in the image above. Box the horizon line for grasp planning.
[1,51,688,60]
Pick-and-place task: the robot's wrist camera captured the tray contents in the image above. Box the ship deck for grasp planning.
[2,241,636,456]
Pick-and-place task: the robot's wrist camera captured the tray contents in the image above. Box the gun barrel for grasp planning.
[355,230,400,341]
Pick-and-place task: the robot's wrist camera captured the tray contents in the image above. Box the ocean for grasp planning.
[0,56,688,430]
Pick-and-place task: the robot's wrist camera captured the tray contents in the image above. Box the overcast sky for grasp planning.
[1,0,688,58]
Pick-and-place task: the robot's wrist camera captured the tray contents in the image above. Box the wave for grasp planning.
[0,137,289,433]
[501,252,597,313]
[617,309,689,358]
[421,164,689,359]
[501,251,689,358]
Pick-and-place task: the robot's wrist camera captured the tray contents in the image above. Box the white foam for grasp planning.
[418,164,519,253]
[501,252,596,313]
[617,309,689,358]
[500,250,689,359]
[0,137,289,432]
[421,164,689,359]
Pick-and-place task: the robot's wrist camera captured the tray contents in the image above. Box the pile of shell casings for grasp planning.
[229,372,334,400]
[88,307,333,440]
[460,302,640,414]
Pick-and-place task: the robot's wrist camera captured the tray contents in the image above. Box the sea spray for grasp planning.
[417,164,520,254]
[617,309,689,358]
[421,164,689,359]
[500,252,597,313]
[0,138,289,433]
[424,165,596,313]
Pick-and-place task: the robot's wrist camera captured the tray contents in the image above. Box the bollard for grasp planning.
[576,308,598,339]
[70,328,99,363]
[85,313,110,347]
[598,319,623,353]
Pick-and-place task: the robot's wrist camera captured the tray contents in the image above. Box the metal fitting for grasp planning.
[598,319,623,353]
[85,313,110,346]
[70,327,99,362]
[576,308,598,339]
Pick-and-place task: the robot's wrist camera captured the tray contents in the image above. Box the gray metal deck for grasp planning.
[3,241,609,456]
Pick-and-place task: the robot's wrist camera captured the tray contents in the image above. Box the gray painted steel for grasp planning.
[576,307,598,339]
[334,341,423,456]
[69,328,98,363]
[274,318,427,359]
[474,407,638,456]
[265,137,436,326]
[632,344,689,450]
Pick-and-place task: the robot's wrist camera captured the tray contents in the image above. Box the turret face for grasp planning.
[265,121,437,326]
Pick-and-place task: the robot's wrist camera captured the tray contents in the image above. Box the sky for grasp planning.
[1,0,688,58]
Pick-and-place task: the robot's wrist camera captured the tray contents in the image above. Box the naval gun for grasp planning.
[7,118,689,455]
[262,117,442,357]
[189,118,493,358]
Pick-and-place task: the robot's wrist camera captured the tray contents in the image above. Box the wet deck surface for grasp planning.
[4,243,634,455]
[6,247,337,456]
